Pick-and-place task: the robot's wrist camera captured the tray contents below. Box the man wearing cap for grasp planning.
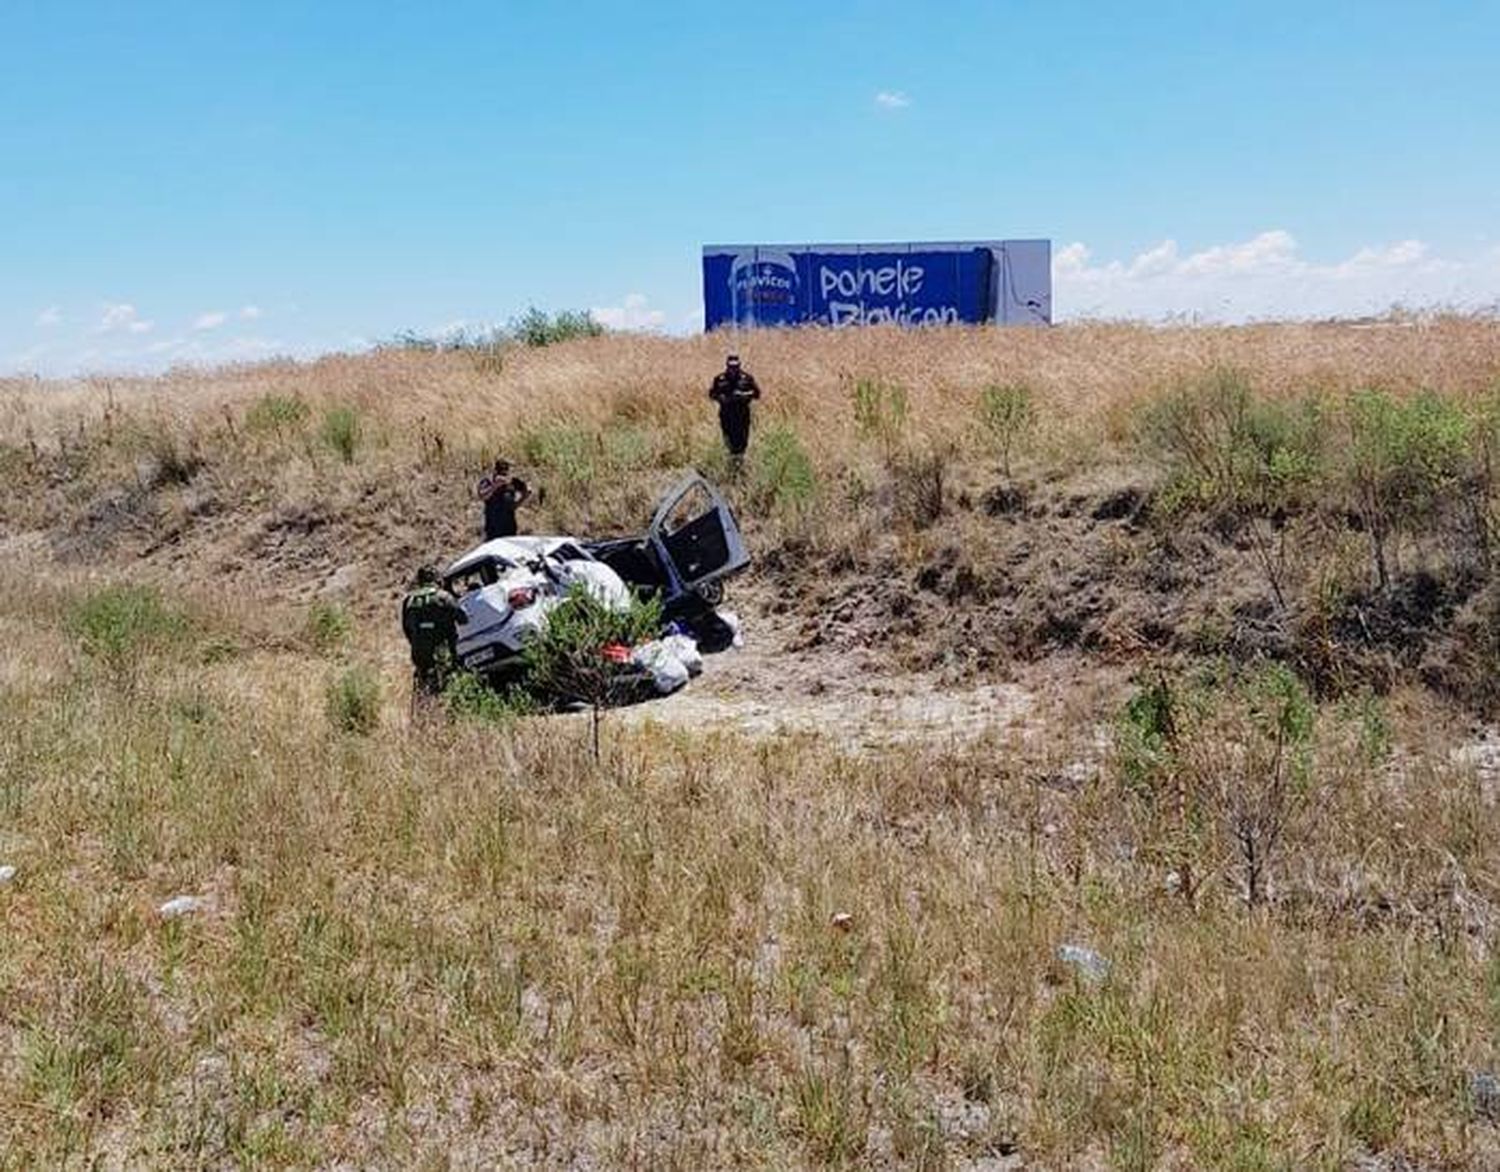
[708,354,761,470]
[401,564,467,697]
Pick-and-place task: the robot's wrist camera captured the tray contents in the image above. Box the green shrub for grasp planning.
[1136,367,1324,513]
[66,584,186,668]
[325,665,381,734]
[852,379,908,453]
[245,393,310,435]
[978,383,1035,476]
[1116,672,1181,791]
[305,601,351,651]
[519,421,597,487]
[509,307,605,348]
[1116,662,1317,905]
[442,672,535,724]
[522,584,662,757]
[320,406,361,464]
[749,425,817,518]
[1344,388,1472,588]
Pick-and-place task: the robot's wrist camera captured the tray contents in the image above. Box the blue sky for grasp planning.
[3,0,1497,374]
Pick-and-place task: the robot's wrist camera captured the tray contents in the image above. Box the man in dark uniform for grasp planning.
[708,354,761,469]
[478,458,532,540]
[401,564,467,696]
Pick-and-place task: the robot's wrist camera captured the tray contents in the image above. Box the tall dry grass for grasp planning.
[5,316,1499,472]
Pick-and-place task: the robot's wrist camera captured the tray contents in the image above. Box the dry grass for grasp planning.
[1,565,1499,1168]
[5,315,1499,477]
[4,320,1500,1166]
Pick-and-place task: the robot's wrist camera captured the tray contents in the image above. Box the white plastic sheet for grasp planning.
[631,636,698,694]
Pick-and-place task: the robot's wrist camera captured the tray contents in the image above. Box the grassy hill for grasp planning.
[4,318,1500,1166]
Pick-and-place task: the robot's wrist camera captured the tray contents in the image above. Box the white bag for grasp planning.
[631,640,691,694]
[659,633,703,676]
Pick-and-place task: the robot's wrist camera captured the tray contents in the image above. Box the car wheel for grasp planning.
[694,581,725,607]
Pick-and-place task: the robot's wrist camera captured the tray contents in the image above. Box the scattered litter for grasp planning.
[158,895,210,920]
[719,610,744,649]
[631,637,699,695]
[1165,870,1183,894]
[1472,1071,1500,1121]
[659,634,703,677]
[830,912,854,932]
[1057,943,1110,984]
[0,865,16,886]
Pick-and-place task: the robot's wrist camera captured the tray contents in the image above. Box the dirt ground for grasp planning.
[615,613,1039,752]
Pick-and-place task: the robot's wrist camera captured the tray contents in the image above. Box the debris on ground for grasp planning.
[1056,943,1110,984]
[158,894,211,920]
[0,865,16,885]
[1472,1071,1500,1121]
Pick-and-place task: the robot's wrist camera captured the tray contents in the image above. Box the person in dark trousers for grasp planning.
[708,354,761,470]
[401,564,467,696]
[478,458,532,540]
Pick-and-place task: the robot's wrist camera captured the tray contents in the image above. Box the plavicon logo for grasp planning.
[729,251,800,325]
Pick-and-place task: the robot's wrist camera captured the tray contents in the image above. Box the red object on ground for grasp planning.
[600,643,632,663]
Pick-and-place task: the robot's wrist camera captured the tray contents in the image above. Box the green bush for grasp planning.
[245,393,310,434]
[519,421,597,487]
[509,307,605,348]
[522,584,662,757]
[1136,367,1325,514]
[978,383,1035,476]
[325,665,381,734]
[1344,388,1472,588]
[67,584,186,668]
[320,406,361,464]
[1115,663,1317,905]
[442,672,535,724]
[852,379,908,452]
[305,601,351,651]
[749,425,817,518]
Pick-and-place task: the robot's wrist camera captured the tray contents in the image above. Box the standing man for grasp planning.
[708,354,761,470]
[401,564,468,697]
[478,458,532,540]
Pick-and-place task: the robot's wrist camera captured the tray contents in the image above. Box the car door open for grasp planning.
[647,474,750,597]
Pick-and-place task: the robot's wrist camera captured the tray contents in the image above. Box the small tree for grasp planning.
[851,378,908,459]
[1117,663,1318,907]
[522,584,662,759]
[1200,663,1315,906]
[1344,389,1470,591]
[978,383,1034,477]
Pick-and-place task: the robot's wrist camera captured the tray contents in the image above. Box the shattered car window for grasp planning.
[446,558,505,597]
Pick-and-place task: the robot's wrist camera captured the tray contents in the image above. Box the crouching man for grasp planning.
[401,564,467,697]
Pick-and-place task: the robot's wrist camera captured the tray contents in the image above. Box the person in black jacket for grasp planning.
[708,355,761,469]
[477,458,532,540]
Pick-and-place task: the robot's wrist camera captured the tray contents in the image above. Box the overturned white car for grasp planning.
[442,474,749,691]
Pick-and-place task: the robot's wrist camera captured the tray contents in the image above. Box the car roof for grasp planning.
[444,535,574,578]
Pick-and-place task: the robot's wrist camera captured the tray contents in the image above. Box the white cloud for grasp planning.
[1052,230,1500,321]
[193,311,228,331]
[591,293,666,332]
[874,90,911,110]
[98,302,154,335]
[35,306,62,328]
[239,305,263,321]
